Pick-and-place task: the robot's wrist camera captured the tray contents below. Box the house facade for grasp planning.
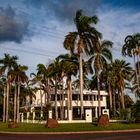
[25,89,108,120]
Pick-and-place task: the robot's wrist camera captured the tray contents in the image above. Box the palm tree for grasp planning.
[32,64,52,119]
[0,76,6,122]
[48,59,64,119]
[0,54,18,122]
[88,40,113,116]
[112,59,132,110]
[9,64,28,122]
[122,33,140,92]
[64,10,102,118]
[30,72,44,118]
[57,54,78,119]
[130,61,140,98]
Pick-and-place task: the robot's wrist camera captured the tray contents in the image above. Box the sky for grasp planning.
[0,0,140,75]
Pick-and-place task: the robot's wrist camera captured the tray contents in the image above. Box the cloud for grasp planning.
[0,6,29,43]
[96,7,140,60]
[24,0,101,23]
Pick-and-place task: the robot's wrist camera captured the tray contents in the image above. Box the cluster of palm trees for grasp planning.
[0,54,28,122]
[0,10,140,122]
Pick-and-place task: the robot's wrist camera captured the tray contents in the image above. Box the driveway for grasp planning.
[0,132,140,140]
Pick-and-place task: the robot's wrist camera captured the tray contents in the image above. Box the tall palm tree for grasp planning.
[122,33,140,92]
[57,54,78,119]
[30,72,45,118]
[64,10,102,118]
[0,76,6,122]
[130,61,140,98]
[112,59,132,110]
[34,64,53,119]
[48,59,64,119]
[101,62,119,117]
[9,64,28,122]
[0,54,18,122]
[88,40,113,116]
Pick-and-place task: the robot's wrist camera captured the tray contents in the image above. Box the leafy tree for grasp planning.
[112,59,132,110]
[122,33,140,94]
[0,54,18,122]
[9,64,28,122]
[64,10,101,118]
[88,40,113,116]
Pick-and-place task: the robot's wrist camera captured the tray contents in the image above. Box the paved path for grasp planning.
[0,131,140,140]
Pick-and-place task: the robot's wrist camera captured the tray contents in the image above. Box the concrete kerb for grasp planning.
[0,129,140,135]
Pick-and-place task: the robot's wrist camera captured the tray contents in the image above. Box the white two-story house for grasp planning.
[25,89,108,120]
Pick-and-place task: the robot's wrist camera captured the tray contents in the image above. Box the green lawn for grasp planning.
[0,122,140,132]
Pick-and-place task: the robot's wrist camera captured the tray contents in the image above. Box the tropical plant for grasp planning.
[88,40,113,116]
[64,10,102,118]
[57,54,78,119]
[9,64,28,122]
[0,54,18,122]
[122,33,140,94]
[112,59,132,111]
[48,58,64,119]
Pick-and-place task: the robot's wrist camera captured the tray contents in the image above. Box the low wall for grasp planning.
[22,119,91,124]
[109,120,129,123]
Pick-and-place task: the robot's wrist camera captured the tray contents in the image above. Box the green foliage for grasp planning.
[124,95,134,108]
[120,109,129,120]
[131,100,140,122]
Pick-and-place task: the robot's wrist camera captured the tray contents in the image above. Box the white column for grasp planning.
[27,112,30,123]
[95,107,98,118]
[21,113,23,122]
[49,110,52,119]
[69,110,72,121]
[33,112,35,123]
[40,111,43,118]
[65,109,67,119]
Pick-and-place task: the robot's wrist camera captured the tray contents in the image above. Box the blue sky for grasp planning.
[0,0,140,75]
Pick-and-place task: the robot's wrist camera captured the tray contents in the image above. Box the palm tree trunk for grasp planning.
[47,78,50,119]
[66,79,70,120]
[136,53,140,92]
[14,81,17,122]
[118,89,121,113]
[121,87,125,110]
[3,87,6,122]
[79,51,84,119]
[55,79,58,120]
[61,88,64,120]
[6,82,10,122]
[113,89,116,117]
[69,79,72,111]
[134,54,140,94]
[47,78,50,106]
[97,74,101,117]
[40,89,43,119]
[108,82,113,111]
[16,81,20,123]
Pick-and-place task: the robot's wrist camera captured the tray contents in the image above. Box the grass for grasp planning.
[0,122,140,132]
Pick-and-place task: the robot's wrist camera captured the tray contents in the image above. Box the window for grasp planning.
[83,95,88,101]
[89,95,93,101]
[51,95,55,101]
[72,94,79,100]
[93,95,96,101]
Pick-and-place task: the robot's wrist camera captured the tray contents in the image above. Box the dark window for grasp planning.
[83,95,88,101]
[72,94,79,100]
[89,95,93,101]
[51,95,55,101]
[94,95,96,101]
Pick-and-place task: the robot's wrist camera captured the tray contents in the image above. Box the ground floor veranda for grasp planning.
[20,106,109,123]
